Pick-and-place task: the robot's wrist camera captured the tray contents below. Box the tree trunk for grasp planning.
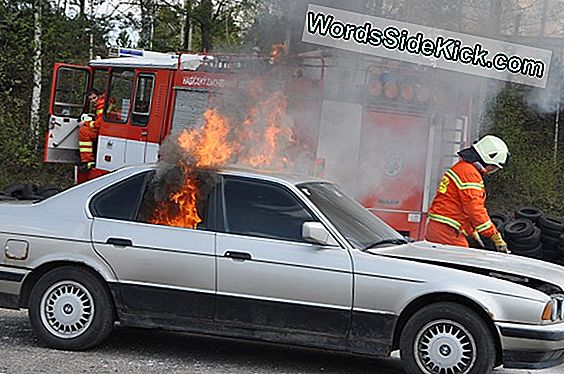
[79,0,85,17]
[200,0,212,52]
[139,0,154,49]
[182,0,192,51]
[31,0,42,141]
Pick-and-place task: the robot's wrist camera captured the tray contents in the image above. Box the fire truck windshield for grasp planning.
[298,182,404,249]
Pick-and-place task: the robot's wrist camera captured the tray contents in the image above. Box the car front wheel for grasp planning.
[28,266,115,350]
[400,302,496,374]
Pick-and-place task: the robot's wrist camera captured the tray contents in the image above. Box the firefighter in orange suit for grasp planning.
[78,89,105,171]
[425,135,510,252]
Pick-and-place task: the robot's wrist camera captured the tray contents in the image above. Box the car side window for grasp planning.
[223,178,315,242]
[90,172,150,221]
[136,169,220,231]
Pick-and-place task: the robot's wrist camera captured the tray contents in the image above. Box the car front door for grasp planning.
[90,170,218,321]
[215,176,353,338]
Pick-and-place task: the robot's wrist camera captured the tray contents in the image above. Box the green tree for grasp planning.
[0,0,111,189]
[483,84,564,216]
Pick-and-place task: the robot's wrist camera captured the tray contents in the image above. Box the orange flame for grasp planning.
[178,108,238,168]
[270,43,288,64]
[150,72,296,229]
[149,164,202,229]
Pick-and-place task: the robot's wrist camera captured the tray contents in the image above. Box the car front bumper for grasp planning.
[497,321,564,369]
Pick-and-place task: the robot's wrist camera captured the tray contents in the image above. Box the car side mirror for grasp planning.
[302,222,339,246]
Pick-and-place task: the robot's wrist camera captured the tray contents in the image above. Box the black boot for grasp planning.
[78,162,95,173]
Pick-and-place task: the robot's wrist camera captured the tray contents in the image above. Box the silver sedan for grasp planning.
[0,164,563,374]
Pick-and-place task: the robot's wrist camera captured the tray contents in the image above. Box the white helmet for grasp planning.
[472,135,510,169]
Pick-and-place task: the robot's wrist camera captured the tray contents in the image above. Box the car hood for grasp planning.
[371,241,564,291]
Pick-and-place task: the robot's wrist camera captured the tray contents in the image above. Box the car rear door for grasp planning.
[90,171,217,320]
[214,176,353,338]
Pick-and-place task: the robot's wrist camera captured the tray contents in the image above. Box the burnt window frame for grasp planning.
[131,73,155,127]
[219,176,318,243]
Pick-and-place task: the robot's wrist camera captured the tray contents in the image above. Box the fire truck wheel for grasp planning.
[515,206,543,223]
[538,215,564,233]
[28,266,115,350]
[400,302,496,374]
[504,219,534,240]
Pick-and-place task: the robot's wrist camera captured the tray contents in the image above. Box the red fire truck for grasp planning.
[45,48,475,239]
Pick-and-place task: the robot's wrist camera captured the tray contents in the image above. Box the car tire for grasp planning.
[543,249,560,262]
[541,235,559,251]
[510,227,541,246]
[514,206,543,223]
[490,212,510,226]
[537,215,564,233]
[28,266,114,350]
[400,302,496,374]
[490,217,505,237]
[512,242,543,259]
[504,219,534,240]
[36,185,61,199]
[540,226,562,238]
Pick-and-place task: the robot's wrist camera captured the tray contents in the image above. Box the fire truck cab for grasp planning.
[45,48,476,240]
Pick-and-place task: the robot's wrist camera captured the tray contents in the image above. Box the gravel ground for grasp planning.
[0,309,562,374]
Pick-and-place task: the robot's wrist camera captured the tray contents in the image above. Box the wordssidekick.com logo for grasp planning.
[301,4,551,88]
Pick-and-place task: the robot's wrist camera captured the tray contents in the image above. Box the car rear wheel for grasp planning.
[28,266,114,350]
[400,302,496,374]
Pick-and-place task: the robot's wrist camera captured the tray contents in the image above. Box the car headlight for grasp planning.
[542,295,564,322]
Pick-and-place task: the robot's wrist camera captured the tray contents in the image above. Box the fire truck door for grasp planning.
[45,64,91,164]
[125,71,163,165]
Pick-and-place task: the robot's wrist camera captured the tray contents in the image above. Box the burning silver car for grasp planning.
[0,164,563,373]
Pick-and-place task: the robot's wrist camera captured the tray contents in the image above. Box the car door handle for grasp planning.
[106,238,133,247]
[224,251,252,261]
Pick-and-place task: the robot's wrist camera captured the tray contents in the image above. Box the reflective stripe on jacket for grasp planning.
[428,160,498,238]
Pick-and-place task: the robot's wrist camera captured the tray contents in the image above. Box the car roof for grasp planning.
[120,163,328,186]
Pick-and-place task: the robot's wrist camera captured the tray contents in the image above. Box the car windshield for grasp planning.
[297,182,405,249]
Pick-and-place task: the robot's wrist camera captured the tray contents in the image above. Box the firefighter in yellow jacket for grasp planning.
[425,135,510,252]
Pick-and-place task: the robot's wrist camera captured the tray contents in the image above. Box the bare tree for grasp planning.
[30,0,42,140]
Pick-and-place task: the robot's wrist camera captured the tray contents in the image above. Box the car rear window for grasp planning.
[90,172,150,221]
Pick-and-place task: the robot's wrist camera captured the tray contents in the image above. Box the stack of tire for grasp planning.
[492,207,564,265]
[536,214,564,262]
[504,207,543,259]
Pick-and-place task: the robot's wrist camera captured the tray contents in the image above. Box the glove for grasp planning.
[491,232,508,253]
[465,231,484,249]
[469,231,484,249]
